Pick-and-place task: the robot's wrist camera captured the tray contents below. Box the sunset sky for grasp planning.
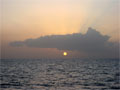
[1,0,119,59]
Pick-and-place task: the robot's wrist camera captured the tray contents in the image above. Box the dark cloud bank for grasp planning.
[10,27,119,58]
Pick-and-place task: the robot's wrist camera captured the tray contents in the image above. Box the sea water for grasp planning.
[0,59,120,90]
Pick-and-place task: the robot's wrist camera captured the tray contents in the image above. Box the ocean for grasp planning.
[0,59,120,90]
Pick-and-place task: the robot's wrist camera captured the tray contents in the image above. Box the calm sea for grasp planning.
[0,59,120,90]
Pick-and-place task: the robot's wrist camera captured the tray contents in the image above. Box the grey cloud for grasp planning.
[10,27,119,58]
[10,41,25,47]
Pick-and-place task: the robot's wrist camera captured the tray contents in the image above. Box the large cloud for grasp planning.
[10,27,119,57]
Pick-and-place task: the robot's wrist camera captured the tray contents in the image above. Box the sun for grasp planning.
[63,52,67,56]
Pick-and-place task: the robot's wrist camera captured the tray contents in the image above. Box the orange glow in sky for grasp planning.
[1,0,119,59]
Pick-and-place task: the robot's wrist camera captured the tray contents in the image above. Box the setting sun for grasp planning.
[63,52,67,56]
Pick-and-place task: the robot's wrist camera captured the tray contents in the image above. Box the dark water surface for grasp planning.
[0,59,120,90]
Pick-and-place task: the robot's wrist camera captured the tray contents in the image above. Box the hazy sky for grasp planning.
[1,0,119,59]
